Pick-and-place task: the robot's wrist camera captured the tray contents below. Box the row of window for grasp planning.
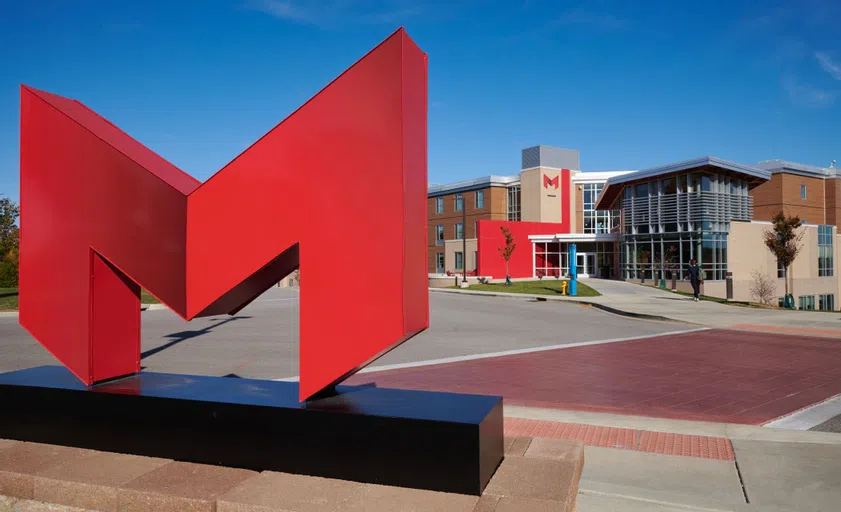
[433,251,477,272]
[623,173,749,199]
[434,190,484,214]
[434,221,481,245]
[620,232,728,281]
[783,294,836,311]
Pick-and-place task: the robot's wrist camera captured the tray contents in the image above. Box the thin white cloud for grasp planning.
[245,0,423,27]
[816,52,841,81]
[550,9,628,30]
[782,76,836,107]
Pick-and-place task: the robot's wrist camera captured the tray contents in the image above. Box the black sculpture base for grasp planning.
[0,366,503,495]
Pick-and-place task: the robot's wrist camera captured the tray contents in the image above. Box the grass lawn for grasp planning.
[0,288,159,311]
[0,288,18,311]
[453,279,601,297]
[140,289,161,304]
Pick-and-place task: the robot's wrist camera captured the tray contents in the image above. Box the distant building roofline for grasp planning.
[427,175,519,196]
[595,156,771,210]
[754,159,839,178]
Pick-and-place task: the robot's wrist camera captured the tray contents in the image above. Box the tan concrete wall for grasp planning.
[727,221,838,304]
[444,238,478,273]
[520,168,541,222]
[520,167,562,223]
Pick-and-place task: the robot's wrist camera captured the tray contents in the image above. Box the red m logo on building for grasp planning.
[543,174,559,189]
[18,29,429,401]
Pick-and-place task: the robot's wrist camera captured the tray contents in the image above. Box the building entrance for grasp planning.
[576,253,597,278]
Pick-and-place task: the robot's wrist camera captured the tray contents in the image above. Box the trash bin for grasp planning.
[784,294,795,309]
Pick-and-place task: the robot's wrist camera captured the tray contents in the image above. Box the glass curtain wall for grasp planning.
[618,171,751,281]
[534,242,614,278]
[582,183,620,234]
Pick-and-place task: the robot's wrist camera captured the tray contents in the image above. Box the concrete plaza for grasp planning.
[2,284,841,510]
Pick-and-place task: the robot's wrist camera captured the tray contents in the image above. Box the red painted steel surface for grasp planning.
[476,220,568,279]
[19,28,429,401]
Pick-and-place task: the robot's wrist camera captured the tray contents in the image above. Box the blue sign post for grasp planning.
[569,243,577,296]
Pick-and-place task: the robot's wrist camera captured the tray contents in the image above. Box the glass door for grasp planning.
[576,253,587,277]
[587,254,597,278]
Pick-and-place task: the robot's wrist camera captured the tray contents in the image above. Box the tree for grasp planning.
[654,245,680,286]
[498,226,516,285]
[749,270,776,306]
[763,211,803,300]
[0,197,20,288]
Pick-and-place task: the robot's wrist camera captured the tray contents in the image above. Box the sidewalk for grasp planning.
[433,279,841,336]
[506,406,841,511]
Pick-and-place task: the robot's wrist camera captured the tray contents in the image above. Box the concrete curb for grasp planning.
[429,288,685,324]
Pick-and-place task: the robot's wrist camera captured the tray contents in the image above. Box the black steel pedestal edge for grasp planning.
[0,366,504,496]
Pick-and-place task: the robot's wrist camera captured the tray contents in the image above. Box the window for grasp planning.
[819,225,833,277]
[435,197,443,214]
[435,252,444,272]
[455,222,463,240]
[582,183,614,234]
[507,186,521,221]
[475,190,485,209]
[455,194,463,212]
[819,294,835,311]
[435,225,444,246]
[798,295,815,310]
[801,184,807,200]
[701,174,712,192]
[777,259,785,279]
[455,252,464,270]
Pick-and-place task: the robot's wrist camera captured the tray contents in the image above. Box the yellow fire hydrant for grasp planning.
[560,280,568,296]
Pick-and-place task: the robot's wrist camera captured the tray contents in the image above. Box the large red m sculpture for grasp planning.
[18,29,428,401]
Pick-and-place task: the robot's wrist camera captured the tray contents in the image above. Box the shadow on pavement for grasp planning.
[141,316,253,359]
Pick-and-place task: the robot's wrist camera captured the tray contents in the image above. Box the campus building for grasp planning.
[428,146,841,310]
[427,146,630,279]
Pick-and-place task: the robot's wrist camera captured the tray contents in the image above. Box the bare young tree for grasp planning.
[498,226,516,286]
[749,270,776,305]
[763,211,804,299]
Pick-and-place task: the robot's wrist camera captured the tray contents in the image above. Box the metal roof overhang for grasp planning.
[594,156,771,210]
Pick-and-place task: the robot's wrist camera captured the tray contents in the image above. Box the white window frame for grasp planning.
[435,197,444,214]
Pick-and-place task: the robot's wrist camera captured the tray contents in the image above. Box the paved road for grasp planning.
[0,288,687,379]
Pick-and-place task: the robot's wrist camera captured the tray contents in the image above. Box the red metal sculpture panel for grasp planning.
[18,28,429,401]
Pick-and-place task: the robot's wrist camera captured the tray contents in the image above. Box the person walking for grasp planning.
[685,259,703,302]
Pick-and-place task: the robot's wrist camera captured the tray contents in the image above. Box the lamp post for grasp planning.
[459,193,467,284]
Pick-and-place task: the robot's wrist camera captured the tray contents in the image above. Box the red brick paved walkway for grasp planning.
[504,417,734,460]
[349,329,841,425]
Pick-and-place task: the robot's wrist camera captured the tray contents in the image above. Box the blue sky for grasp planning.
[1,0,840,201]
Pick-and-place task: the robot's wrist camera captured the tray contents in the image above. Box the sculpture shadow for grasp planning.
[141,316,253,359]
